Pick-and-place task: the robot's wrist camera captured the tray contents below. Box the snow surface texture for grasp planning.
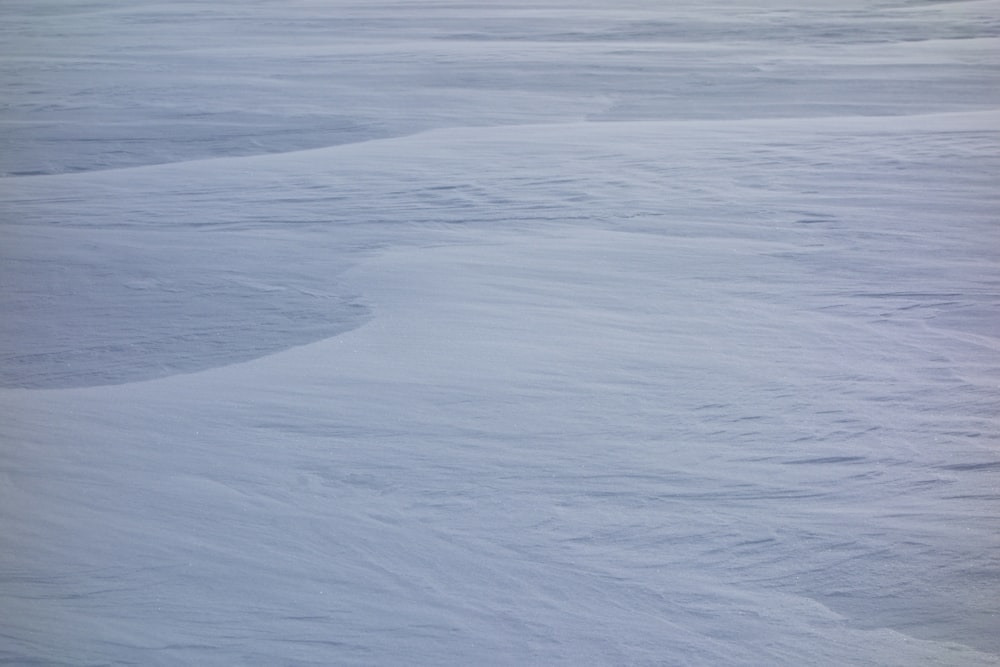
[2,1,999,665]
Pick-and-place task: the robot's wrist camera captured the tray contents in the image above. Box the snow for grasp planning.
[2,1,999,665]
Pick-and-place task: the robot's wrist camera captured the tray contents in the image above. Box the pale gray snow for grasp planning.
[1,1,999,665]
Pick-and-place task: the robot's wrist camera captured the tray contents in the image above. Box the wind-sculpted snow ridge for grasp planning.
[3,231,1000,665]
[3,0,999,176]
[3,0,999,664]
[2,111,996,389]
[2,110,999,665]
[7,107,998,181]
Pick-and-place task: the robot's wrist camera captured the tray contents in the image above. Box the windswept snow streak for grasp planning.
[1,1,998,665]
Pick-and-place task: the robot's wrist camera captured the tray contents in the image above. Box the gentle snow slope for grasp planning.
[2,1,998,665]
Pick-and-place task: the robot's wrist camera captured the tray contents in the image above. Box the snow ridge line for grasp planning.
[3,109,998,182]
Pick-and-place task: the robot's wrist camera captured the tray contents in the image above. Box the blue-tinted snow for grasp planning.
[2,1,999,665]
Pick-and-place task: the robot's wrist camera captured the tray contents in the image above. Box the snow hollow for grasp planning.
[2,1,999,665]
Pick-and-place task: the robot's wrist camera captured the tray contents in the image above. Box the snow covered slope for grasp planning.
[2,1,998,665]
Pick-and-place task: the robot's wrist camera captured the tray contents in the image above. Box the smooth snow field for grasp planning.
[2,1,999,665]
